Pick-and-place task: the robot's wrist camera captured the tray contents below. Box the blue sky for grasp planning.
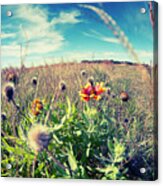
[1,2,153,68]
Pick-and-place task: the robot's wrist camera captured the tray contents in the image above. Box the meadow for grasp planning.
[1,61,157,180]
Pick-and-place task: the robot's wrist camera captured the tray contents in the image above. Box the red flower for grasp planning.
[93,82,106,100]
[79,83,95,102]
[79,82,106,102]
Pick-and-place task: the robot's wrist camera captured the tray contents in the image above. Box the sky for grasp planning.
[1,1,154,68]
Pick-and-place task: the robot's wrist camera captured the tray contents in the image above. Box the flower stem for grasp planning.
[47,150,67,171]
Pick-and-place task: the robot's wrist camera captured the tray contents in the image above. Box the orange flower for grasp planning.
[79,83,95,102]
[79,82,106,102]
[93,82,106,100]
[31,98,44,116]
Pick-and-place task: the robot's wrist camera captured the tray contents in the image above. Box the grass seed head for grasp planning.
[28,125,51,153]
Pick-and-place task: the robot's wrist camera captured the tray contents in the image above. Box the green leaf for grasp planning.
[67,144,78,171]
[66,97,71,118]
[17,125,26,141]
[86,143,91,157]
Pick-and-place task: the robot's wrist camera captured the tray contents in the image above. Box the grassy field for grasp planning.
[1,62,157,180]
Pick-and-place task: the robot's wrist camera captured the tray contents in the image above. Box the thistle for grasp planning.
[87,76,94,86]
[1,112,7,121]
[120,91,129,102]
[32,77,37,86]
[81,70,87,77]
[59,81,66,92]
[6,71,19,85]
[28,125,51,153]
[3,82,15,102]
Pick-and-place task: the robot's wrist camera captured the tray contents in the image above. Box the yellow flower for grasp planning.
[79,82,106,102]
[31,98,44,116]
[79,83,95,102]
[93,82,106,100]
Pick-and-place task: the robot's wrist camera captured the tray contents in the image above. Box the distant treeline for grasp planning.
[81,59,150,67]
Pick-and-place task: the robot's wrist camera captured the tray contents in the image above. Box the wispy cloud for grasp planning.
[1,2,153,68]
[83,29,119,44]
[51,11,81,25]
[1,32,16,39]
[1,5,81,67]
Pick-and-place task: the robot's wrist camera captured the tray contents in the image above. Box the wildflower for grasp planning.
[32,77,37,86]
[31,98,44,116]
[6,71,18,85]
[79,82,106,102]
[1,112,7,121]
[93,82,106,100]
[81,70,87,77]
[79,82,95,102]
[59,81,66,92]
[87,76,94,86]
[28,125,51,153]
[3,82,15,102]
[120,91,129,102]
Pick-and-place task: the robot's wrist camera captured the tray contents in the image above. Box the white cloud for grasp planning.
[1,32,16,39]
[1,48,152,68]
[1,44,20,57]
[137,50,153,58]
[2,5,81,62]
[51,11,81,25]
[83,29,119,44]
[14,5,64,53]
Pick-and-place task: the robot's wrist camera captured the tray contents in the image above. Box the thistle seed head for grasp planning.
[28,125,51,153]
[59,81,66,92]
[87,76,94,86]
[3,82,15,102]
